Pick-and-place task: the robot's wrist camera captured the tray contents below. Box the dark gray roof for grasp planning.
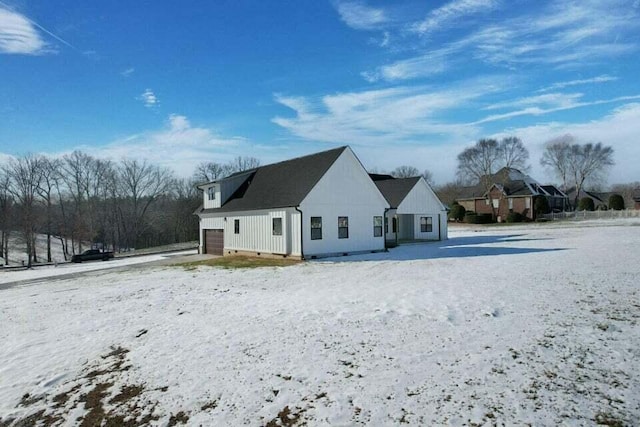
[541,185,565,197]
[372,176,420,208]
[369,173,394,181]
[197,146,347,214]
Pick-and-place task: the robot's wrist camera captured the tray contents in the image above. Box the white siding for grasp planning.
[223,209,285,255]
[289,211,301,256]
[200,216,225,229]
[385,208,397,241]
[412,214,440,240]
[300,148,389,257]
[396,178,448,241]
[396,178,446,214]
[201,208,300,257]
[202,184,221,209]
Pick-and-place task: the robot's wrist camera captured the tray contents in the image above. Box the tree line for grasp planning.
[0,152,260,267]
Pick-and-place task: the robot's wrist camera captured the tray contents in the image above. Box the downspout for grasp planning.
[294,206,305,260]
[383,207,391,251]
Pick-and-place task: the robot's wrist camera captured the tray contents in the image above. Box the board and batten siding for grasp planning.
[299,148,389,257]
[396,178,448,241]
[214,208,301,257]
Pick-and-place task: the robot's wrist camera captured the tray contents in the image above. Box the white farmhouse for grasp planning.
[196,146,390,259]
[370,174,448,246]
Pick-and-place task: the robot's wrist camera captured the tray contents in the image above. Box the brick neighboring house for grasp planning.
[634,192,640,210]
[456,168,567,220]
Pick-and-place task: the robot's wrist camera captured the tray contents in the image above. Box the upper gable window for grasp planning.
[207,186,215,201]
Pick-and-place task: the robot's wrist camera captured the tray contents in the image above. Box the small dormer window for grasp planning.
[207,186,215,201]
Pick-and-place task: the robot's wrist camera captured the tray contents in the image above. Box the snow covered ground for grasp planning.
[0,250,197,287]
[1,220,639,425]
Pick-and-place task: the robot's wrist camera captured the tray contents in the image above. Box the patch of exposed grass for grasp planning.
[178,256,301,269]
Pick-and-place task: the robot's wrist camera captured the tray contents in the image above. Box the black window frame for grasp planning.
[392,217,398,233]
[420,216,433,233]
[373,216,383,237]
[310,216,322,240]
[207,186,215,201]
[272,217,282,236]
[234,219,240,234]
[338,216,349,239]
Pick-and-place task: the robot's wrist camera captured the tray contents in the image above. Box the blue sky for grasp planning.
[1,0,639,185]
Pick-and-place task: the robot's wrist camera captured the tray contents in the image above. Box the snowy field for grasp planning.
[1,220,639,426]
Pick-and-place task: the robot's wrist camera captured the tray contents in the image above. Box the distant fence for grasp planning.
[541,209,640,221]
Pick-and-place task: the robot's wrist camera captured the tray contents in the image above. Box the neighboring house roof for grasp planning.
[197,146,347,214]
[565,188,611,205]
[372,176,420,208]
[456,185,483,200]
[456,168,565,200]
[368,173,395,181]
[541,185,567,197]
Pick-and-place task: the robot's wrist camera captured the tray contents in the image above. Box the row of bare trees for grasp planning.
[1,151,262,267]
[437,134,616,210]
[0,152,202,267]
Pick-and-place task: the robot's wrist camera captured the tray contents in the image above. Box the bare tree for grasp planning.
[500,136,529,171]
[457,136,530,217]
[36,156,61,262]
[118,159,175,249]
[435,180,467,207]
[456,138,502,187]
[568,142,615,209]
[227,156,260,175]
[193,161,227,184]
[0,169,13,265]
[4,154,43,267]
[61,151,98,252]
[230,156,260,173]
[391,165,420,178]
[540,135,573,191]
[421,169,434,186]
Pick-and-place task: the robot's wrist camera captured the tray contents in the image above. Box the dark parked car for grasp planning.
[71,249,114,263]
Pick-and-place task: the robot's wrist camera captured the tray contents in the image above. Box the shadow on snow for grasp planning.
[319,234,566,263]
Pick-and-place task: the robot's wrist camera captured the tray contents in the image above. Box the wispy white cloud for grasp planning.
[272,78,507,146]
[139,89,159,108]
[484,93,584,111]
[413,0,499,34]
[0,6,47,54]
[368,1,640,82]
[91,115,248,176]
[494,103,640,184]
[362,48,450,82]
[0,2,79,55]
[335,1,387,30]
[120,67,135,77]
[538,75,617,92]
[473,94,640,124]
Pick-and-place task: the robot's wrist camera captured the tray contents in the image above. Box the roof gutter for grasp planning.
[294,206,305,260]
